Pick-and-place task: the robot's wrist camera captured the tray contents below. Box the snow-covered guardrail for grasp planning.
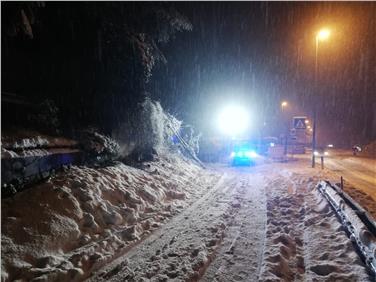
[1,149,83,197]
[317,181,376,276]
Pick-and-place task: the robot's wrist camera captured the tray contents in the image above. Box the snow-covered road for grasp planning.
[324,152,376,200]
[89,162,372,281]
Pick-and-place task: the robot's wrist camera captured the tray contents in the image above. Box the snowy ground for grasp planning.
[2,151,374,281]
[324,151,376,204]
[1,154,219,282]
[88,156,373,282]
[300,150,376,218]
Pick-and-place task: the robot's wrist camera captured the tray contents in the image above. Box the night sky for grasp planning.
[151,2,375,146]
[2,2,375,147]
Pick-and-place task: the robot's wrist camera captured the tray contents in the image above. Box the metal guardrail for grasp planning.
[317,180,376,276]
[1,150,83,198]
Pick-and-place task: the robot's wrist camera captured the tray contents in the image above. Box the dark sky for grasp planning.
[2,2,375,147]
[150,2,375,146]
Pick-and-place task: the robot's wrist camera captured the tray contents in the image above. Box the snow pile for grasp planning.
[1,154,217,282]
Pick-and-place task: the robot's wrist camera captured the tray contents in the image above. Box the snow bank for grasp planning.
[1,154,217,282]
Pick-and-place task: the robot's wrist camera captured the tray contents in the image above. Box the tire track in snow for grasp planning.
[88,165,372,282]
[201,172,267,282]
[88,172,250,281]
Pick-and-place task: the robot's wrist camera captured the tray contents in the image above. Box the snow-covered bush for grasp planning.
[79,129,120,165]
[113,97,203,166]
[139,97,181,153]
[113,97,182,161]
[180,125,202,156]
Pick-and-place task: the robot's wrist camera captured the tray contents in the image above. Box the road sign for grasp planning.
[293,117,306,129]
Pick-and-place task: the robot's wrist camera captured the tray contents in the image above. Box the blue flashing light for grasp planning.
[230,141,257,166]
[230,148,257,159]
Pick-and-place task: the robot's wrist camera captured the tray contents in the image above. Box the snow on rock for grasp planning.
[1,154,218,282]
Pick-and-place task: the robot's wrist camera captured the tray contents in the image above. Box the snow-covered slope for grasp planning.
[1,154,219,282]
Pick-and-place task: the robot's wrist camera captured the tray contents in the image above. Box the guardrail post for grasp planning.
[320,156,324,169]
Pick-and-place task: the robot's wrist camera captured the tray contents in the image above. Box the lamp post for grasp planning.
[312,28,331,168]
[281,101,289,155]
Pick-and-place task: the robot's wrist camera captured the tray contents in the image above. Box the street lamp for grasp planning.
[281,101,288,108]
[317,29,330,41]
[312,28,331,168]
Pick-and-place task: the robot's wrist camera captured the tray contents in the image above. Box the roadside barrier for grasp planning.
[317,180,376,276]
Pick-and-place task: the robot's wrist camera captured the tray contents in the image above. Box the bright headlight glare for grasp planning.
[324,151,329,156]
[245,151,257,158]
[314,151,319,156]
[217,105,249,136]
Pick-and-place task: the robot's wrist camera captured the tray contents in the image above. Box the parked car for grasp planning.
[314,147,329,157]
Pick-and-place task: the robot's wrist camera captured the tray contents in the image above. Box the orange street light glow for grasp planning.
[317,28,331,41]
